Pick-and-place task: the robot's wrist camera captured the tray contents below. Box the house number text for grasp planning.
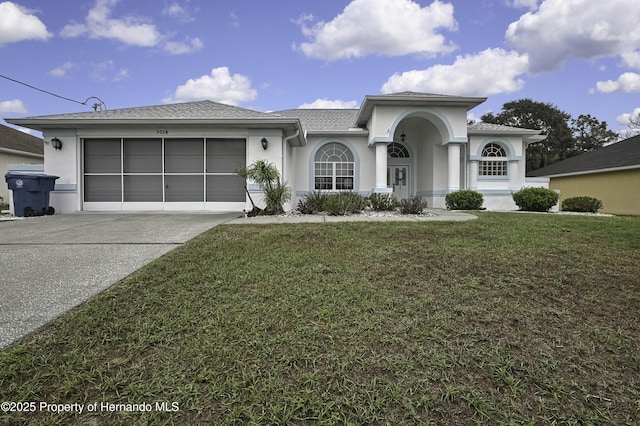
[156,129,169,135]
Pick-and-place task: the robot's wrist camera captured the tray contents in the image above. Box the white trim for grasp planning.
[537,164,640,178]
[0,147,43,158]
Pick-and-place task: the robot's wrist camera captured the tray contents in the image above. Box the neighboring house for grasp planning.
[5,92,548,214]
[528,135,640,215]
[0,123,44,204]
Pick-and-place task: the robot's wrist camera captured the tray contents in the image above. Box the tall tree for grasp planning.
[481,99,573,172]
[570,114,618,155]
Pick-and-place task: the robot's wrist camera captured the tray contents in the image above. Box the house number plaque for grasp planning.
[156,129,169,135]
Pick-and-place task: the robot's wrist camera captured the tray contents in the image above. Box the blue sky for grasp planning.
[1,0,640,136]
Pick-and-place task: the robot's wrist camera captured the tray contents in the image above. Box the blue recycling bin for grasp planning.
[5,172,59,217]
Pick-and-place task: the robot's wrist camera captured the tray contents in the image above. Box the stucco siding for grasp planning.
[550,169,640,215]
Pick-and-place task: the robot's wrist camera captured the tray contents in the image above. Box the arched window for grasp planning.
[387,142,410,158]
[479,143,508,176]
[314,142,354,190]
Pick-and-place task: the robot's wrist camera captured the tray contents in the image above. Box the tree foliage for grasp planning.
[481,99,619,172]
[481,99,572,172]
[571,114,618,155]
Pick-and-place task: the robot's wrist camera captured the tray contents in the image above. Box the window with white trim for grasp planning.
[479,143,508,176]
[387,142,410,158]
[314,142,354,190]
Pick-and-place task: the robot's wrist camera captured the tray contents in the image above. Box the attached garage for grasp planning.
[5,100,305,213]
[83,137,246,211]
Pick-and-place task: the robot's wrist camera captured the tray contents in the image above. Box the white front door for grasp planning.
[387,165,410,200]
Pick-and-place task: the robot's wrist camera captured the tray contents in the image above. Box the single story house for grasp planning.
[5,92,548,213]
[528,135,640,215]
[0,123,44,204]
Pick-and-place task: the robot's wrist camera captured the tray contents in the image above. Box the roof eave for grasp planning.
[531,164,640,178]
[6,116,301,130]
[305,129,369,137]
[356,94,487,126]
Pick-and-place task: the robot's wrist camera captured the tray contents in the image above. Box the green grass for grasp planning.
[1,212,640,425]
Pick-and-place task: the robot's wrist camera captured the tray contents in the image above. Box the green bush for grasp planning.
[324,192,368,216]
[263,179,291,215]
[297,191,329,214]
[512,187,559,212]
[561,196,603,213]
[398,196,428,214]
[369,193,398,211]
[0,195,8,211]
[445,189,484,210]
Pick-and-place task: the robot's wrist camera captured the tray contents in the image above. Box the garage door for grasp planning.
[83,138,246,210]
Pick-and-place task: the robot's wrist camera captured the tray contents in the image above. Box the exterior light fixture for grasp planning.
[261,137,268,150]
[51,137,63,150]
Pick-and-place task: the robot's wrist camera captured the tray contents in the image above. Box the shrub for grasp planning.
[445,189,484,210]
[561,196,603,213]
[369,193,398,211]
[324,192,368,216]
[398,196,428,214]
[297,191,329,214]
[263,179,291,215]
[0,195,8,211]
[512,187,559,212]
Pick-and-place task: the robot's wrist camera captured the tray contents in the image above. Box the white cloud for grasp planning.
[92,60,129,81]
[50,62,75,77]
[507,0,539,10]
[506,0,640,73]
[294,0,457,60]
[0,99,27,113]
[163,67,257,105]
[622,50,640,70]
[0,1,51,45]
[616,108,640,126]
[594,72,640,93]
[162,2,195,22]
[299,99,358,109]
[61,0,161,47]
[163,37,203,54]
[381,48,529,96]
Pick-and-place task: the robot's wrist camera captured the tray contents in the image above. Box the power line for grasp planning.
[0,73,106,110]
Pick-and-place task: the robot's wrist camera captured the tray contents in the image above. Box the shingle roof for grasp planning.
[273,109,360,132]
[528,135,640,177]
[0,123,43,155]
[21,100,275,120]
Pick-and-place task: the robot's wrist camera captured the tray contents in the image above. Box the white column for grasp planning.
[469,160,478,190]
[509,160,519,190]
[374,142,392,193]
[447,143,461,192]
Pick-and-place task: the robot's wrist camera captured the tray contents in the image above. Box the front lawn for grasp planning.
[1,213,639,425]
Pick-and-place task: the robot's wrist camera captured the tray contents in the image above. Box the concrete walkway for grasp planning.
[0,209,475,349]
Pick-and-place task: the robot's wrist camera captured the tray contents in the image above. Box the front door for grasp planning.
[387,165,410,200]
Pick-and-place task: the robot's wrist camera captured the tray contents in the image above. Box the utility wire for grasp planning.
[0,73,106,110]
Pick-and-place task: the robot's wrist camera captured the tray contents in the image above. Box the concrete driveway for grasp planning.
[0,212,240,349]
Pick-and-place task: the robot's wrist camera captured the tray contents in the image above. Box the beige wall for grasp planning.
[550,168,640,215]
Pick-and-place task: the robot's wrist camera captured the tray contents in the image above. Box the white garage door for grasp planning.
[83,138,246,211]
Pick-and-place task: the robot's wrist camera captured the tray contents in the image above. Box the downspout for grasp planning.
[463,138,468,190]
[282,129,300,210]
[282,129,300,180]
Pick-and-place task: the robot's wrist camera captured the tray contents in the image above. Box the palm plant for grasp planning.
[235,160,291,215]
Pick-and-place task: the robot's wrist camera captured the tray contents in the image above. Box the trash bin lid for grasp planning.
[5,172,60,179]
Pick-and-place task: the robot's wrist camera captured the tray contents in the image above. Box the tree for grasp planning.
[570,114,618,155]
[482,99,572,172]
[621,111,640,139]
[236,160,291,215]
